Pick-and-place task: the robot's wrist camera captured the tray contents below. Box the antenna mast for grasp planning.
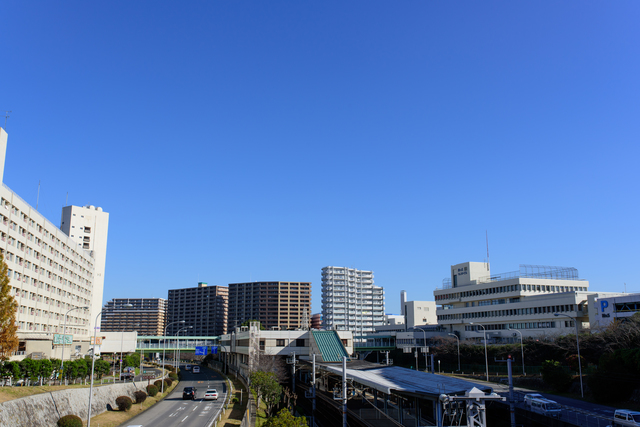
[486,230,490,270]
[2,111,10,128]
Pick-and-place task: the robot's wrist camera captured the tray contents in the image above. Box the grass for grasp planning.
[255,396,269,427]
[217,376,249,427]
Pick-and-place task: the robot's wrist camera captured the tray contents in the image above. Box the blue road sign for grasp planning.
[195,346,208,355]
[211,346,218,354]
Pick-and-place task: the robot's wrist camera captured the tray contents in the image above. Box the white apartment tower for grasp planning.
[60,205,109,331]
[0,127,108,360]
[321,266,385,334]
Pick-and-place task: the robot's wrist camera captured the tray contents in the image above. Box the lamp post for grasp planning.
[448,333,461,372]
[60,306,89,385]
[88,304,132,427]
[555,313,583,398]
[470,322,489,382]
[162,320,185,395]
[508,328,525,376]
[176,326,192,372]
[409,326,428,372]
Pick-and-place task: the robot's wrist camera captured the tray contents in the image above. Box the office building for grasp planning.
[167,282,228,336]
[219,322,353,379]
[434,262,592,342]
[403,300,437,328]
[100,298,167,336]
[321,266,385,334]
[228,281,311,331]
[588,292,638,330]
[0,127,108,360]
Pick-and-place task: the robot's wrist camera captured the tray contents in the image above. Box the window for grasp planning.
[296,339,304,347]
[276,339,285,347]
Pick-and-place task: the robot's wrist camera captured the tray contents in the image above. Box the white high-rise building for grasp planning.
[0,127,108,360]
[60,204,109,332]
[321,266,385,334]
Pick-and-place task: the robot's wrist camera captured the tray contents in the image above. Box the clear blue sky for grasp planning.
[2,1,639,315]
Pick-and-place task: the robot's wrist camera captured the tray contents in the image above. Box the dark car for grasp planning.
[182,386,197,400]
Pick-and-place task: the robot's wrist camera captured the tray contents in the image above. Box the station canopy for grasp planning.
[321,364,493,398]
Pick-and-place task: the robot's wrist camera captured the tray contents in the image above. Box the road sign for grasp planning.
[53,334,73,345]
[211,346,218,354]
[195,346,208,356]
[142,375,155,380]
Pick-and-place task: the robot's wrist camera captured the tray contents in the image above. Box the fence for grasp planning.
[207,361,255,427]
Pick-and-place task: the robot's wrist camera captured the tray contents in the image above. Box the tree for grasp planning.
[0,253,18,359]
[40,359,54,384]
[264,408,308,427]
[124,352,141,368]
[94,359,110,379]
[241,319,266,330]
[250,370,282,417]
[540,360,572,392]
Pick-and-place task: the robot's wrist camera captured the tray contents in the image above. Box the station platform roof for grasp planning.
[321,363,493,399]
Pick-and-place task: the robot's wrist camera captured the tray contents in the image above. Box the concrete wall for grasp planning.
[0,379,149,427]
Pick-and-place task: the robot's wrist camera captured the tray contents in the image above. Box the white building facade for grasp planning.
[403,300,437,328]
[434,262,591,342]
[0,127,108,360]
[588,292,639,330]
[321,266,385,334]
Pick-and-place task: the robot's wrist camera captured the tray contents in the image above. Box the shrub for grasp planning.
[57,414,82,427]
[154,379,163,388]
[164,378,172,387]
[169,372,178,381]
[541,360,572,392]
[134,390,147,404]
[147,384,158,397]
[115,395,133,412]
[163,364,174,372]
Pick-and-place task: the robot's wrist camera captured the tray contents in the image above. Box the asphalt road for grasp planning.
[118,365,227,427]
[492,383,619,426]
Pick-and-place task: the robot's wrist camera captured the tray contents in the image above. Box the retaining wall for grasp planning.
[0,380,150,427]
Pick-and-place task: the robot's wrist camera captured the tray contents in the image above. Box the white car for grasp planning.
[523,393,544,406]
[193,366,200,373]
[204,389,218,401]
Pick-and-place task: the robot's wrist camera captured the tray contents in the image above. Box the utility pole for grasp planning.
[342,356,347,427]
[495,356,516,427]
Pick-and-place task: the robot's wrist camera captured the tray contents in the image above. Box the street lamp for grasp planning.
[555,313,584,398]
[88,304,132,427]
[507,328,526,376]
[448,333,461,372]
[162,320,185,394]
[60,306,89,385]
[409,326,428,372]
[176,326,192,372]
[470,322,489,382]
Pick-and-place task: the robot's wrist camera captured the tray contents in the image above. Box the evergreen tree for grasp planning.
[264,408,308,427]
[0,253,18,359]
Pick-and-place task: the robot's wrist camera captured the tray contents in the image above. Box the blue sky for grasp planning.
[1,1,639,315]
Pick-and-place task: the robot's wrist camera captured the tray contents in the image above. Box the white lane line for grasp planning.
[181,415,189,422]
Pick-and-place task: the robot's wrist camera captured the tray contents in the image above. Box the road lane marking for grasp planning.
[169,407,186,417]
[181,415,189,422]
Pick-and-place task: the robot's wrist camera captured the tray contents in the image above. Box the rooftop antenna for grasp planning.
[2,111,10,128]
[486,230,490,270]
[36,181,40,210]
[65,192,68,206]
